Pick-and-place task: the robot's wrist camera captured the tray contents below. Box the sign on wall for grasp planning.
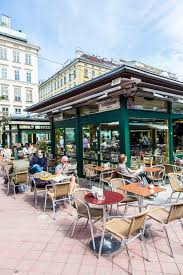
[99,97,120,112]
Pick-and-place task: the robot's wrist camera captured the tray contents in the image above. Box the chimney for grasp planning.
[1,14,10,28]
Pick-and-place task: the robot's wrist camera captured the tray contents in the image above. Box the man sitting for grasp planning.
[30,150,47,174]
[55,156,77,194]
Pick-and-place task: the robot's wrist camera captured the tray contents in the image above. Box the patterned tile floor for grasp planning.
[0,177,183,275]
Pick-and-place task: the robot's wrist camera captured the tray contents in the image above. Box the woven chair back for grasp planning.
[48,159,56,168]
[128,211,148,237]
[15,172,28,184]
[167,203,183,223]
[168,173,181,191]
[53,182,70,198]
[110,178,125,192]
[164,164,174,174]
[73,189,89,216]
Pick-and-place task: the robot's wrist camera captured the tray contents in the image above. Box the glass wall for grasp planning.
[82,124,98,160]
[55,127,76,157]
[173,120,183,156]
[127,96,167,112]
[100,122,120,162]
[129,118,169,167]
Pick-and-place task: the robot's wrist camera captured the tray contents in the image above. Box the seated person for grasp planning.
[29,150,47,174]
[117,154,151,184]
[55,156,77,194]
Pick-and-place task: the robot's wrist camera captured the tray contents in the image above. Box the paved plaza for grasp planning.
[0,178,183,275]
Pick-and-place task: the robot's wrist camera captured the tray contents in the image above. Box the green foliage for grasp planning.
[55,128,61,144]
[38,140,48,154]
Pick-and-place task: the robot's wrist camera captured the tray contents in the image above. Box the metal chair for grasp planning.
[7,171,29,197]
[84,164,99,187]
[32,172,52,207]
[147,202,183,257]
[109,178,138,215]
[71,188,103,250]
[106,210,150,275]
[168,173,183,203]
[44,181,72,219]
[148,165,165,186]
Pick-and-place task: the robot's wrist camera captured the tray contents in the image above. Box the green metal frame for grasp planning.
[52,99,183,177]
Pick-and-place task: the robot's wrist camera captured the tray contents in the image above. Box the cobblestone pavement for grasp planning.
[0,177,183,275]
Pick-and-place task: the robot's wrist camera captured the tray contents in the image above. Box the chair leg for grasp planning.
[52,199,56,220]
[71,217,78,238]
[44,191,48,211]
[176,193,181,203]
[141,231,151,262]
[84,218,89,229]
[89,219,96,251]
[13,185,16,198]
[124,203,128,216]
[7,181,10,195]
[34,189,37,208]
[124,242,133,275]
[68,196,73,216]
[164,225,173,257]
[168,191,174,203]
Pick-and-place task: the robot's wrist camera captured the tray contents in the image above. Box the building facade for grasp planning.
[38,50,119,102]
[0,15,39,118]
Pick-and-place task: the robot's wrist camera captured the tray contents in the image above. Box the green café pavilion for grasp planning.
[26,65,183,177]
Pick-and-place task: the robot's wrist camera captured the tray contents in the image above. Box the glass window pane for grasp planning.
[100,122,120,162]
[173,120,183,155]
[83,124,98,160]
[172,102,183,114]
[65,128,76,157]
[129,118,169,166]
[55,128,65,155]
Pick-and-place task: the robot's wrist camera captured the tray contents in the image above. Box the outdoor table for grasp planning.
[119,182,164,212]
[84,190,124,258]
[91,166,116,187]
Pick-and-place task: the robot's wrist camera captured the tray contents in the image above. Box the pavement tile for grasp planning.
[160,262,180,274]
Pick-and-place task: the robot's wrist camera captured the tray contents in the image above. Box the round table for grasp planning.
[84,190,124,257]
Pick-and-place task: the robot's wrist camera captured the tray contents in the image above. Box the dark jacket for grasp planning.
[30,156,47,171]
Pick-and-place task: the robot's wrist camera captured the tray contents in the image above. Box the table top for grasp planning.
[143,167,161,173]
[84,190,124,205]
[119,182,164,197]
[92,166,115,172]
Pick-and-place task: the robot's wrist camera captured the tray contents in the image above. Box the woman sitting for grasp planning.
[117,154,151,184]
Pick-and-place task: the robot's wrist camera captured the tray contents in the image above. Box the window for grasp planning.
[15,108,21,115]
[1,67,7,79]
[64,76,66,84]
[69,73,72,82]
[26,89,32,102]
[14,87,21,101]
[1,85,9,100]
[84,68,88,78]
[25,53,31,65]
[26,71,31,82]
[13,50,20,62]
[0,47,7,60]
[57,80,60,89]
[2,107,9,116]
[54,82,57,90]
[14,69,20,81]
[73,70,76,79]
[92,70,95,79]
[60,79,62,86]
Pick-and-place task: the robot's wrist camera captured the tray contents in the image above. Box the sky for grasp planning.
[1,0,183,81]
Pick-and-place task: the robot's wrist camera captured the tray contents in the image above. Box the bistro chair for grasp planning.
[44,181,72,219]
[47,159,56,173]
[71,188,103,250]
[147,202,183,257]
[84,164,99,188]
[109,178,138,215]
[7,171,29,197]
[148,165,165,186]
[168,173,183,203]
[143,156,153,167]
[32,171,52,207]
[105,210,150,275]
[99,170,118,189]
